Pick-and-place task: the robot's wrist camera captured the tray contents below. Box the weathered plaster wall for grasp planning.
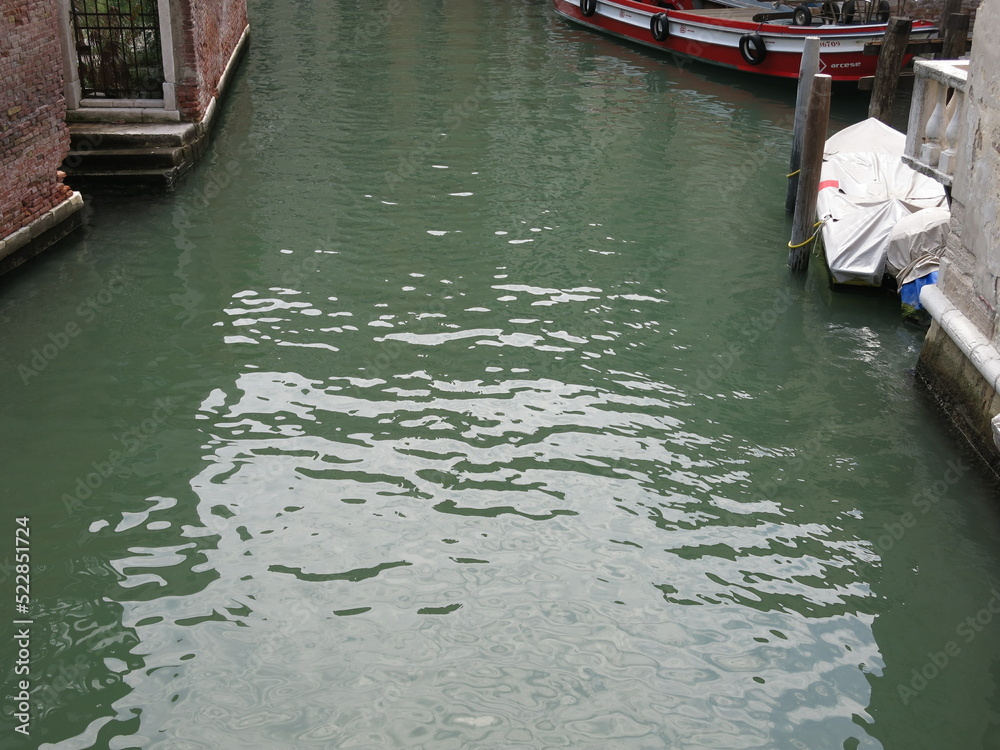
[940,0,1000,346]
[0,0,74,240]
[918,0,1000,471]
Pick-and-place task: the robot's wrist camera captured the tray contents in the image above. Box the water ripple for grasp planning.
[31,0,985,747]
[71,364,886,746]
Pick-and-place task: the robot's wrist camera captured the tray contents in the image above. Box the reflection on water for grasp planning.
[62,366,883,748]
[3,0,1000,748]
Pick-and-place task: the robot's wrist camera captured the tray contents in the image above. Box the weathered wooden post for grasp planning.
[868,17,913,125]
[941,13,970,59]
[938,0,963,35]
[786,36,821,213]
[788,73,832,272]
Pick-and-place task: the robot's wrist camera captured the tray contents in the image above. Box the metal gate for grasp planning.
[70,0,165,100]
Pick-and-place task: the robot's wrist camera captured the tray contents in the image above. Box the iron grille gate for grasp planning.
[70,0,165,100]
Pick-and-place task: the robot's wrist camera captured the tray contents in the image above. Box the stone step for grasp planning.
[63,122,206,188]
[68,122,197,150]
[64,145,191,171]
[62,167,186,190]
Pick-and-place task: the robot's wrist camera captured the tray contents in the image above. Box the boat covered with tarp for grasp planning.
[816,117,949,313]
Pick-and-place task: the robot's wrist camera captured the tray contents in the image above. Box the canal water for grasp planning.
[4,0,1000,747]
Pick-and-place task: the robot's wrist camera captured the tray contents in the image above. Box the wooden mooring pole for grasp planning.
[941,12,970,59]
[868,17,913,124]
[938,0,963,35]
[788,73,832,272]
[786,36,821,213]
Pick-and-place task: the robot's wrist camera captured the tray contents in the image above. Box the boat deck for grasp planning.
[672,7,765,20]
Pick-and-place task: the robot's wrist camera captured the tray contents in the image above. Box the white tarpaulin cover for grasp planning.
[824,117,906,157]
[886,206,951,285]
[816,118,948,285]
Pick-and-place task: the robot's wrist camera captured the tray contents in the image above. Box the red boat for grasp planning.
[552,0,937,82]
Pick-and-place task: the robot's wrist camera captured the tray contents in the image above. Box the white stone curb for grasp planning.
[0,192,84,262]
[920,283,1000,450]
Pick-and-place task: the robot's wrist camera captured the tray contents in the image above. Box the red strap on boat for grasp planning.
[818,180,840,191]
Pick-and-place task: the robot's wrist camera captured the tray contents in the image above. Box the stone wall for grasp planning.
[939,0,1000,347]
[917,0,1000,472]
[0,0,73,240]
[173,0,249,122]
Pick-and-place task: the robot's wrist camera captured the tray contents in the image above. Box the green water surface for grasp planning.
[2,1,1000,748]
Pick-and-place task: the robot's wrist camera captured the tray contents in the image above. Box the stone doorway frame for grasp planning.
[57,0,180,122]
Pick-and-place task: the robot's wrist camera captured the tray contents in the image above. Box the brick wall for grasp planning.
[906,0,980,24]
[0,0,73,240]
[174,0,248,122]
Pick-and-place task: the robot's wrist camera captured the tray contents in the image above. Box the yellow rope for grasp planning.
[787,220,825,249]
[786,169,800,178]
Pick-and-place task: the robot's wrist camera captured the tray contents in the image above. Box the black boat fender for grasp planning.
[839,0,856,24]
[651,12,669,41]
[581,0,597,17]
[738,33,767,65]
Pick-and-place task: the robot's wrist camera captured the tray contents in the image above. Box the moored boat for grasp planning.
[552,0,937,82]
[816,118,949,315]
